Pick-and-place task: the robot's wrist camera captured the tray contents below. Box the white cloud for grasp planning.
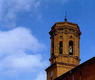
[0,55,43,70]
[0,0,70,28]
[0,27,45,56]
[0,27,47,79]
[36,71,46,80]
[0,0,40,27]
[0,0,48,79]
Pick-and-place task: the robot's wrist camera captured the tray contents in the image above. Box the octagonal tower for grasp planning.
[46,19,81,80]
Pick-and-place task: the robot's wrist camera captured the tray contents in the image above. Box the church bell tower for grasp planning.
[45,18,81,80]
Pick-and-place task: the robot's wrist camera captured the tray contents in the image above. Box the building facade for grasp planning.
[55,57,95,80]
[45,18,81,80]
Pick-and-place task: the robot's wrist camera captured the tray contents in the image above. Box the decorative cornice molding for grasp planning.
[49,54,80,63]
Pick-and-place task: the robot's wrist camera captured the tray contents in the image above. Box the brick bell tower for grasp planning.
[45,17,81,80]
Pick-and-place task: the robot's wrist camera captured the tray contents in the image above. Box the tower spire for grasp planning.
[64,11,67,22]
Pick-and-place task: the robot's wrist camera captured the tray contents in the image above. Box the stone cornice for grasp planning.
[49,54,80,62]
[49,22,81,37]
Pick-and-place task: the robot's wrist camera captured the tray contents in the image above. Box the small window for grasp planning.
[66,76,68,80]
[50,71,53,80]
[60,36,63,39]
[72,74,74,80]
[52,41,54,52]
[70,36,72,38]
[69,41,73,55]
[59,41,63,54]
[52,39,54,55]
[80,71,82,80]
[52,53,54,57]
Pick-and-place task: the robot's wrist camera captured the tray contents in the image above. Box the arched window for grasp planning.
[69,41,73,55]
[59,41,63,54]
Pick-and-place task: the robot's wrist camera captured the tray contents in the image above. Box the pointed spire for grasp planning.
[64,10,67,22]
[65,16,67,22]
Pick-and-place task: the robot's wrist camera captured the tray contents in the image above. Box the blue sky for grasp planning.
[0,0,95,80]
